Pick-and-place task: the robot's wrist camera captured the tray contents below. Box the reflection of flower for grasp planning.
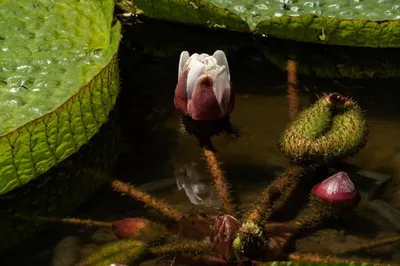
[174,50,234,121]
[175,162,221,208]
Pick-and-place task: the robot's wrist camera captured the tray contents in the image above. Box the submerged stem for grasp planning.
[287,252,392,264]
[287,59,299,120]
[246,166,304,226]
[336,234,400,255]
[203,147,236,216]
[291,199,336,231]
[111,180,183,222]
[149,240,211,257]
[15,215,112,227]
[264,170,303,222]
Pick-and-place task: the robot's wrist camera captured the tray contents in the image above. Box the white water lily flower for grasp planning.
[174,50,234,120]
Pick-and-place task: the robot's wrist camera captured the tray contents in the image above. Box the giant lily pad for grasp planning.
[132,0,400,48]
[0,0,122,195]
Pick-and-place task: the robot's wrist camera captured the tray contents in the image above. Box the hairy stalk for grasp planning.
[336,234,400,255]
[232,166,305,259]
[291,199,337,231]
[15,215,111,227]
[287,60,299,120]
[149,240,211,257]
[264,172,302,221]
[287,252,393,264]
[111,180,183,222]
[245,166,304,225]
[203,147,236,216]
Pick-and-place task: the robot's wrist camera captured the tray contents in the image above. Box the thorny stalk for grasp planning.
[245,166,304,226]
[287,253,396,265]
[111,180,184,222]
[15,214,112,228]
[203,146,236,216]
[336,234,400,255]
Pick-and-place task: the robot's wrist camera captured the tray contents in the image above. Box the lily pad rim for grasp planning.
[0,51,119,139]
[254,14,400,29]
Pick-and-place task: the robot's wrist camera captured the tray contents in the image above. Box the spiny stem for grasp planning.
[245,166,304,225]
[149,240,211,257]
[336,234,400,255]
[203,147,236,216]
[287,252,393,264]
[288,252,350,262]
[15,215,112,227]
[291,201,334,231]
[264,170,302,222]
[287,59,299,120]
[111,180,183,222]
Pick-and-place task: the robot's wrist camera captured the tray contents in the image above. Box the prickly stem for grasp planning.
[336,234,400,255]
[111,180,183,222]
[246,166,305,225]
[203,147,236,216]
[291,199,336,231]
[233,166,305,259]
[149,240,211,257]
[286,252,392,264]
[15,215,112,228]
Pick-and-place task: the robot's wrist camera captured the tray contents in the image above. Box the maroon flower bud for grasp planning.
[112,218,149,239]
[210,214,241,260]
[311,171,360,207]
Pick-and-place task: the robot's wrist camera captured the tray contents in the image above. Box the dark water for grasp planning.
[3,18,400,265]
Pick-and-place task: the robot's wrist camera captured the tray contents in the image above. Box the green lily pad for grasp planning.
[133,0,400,47]
[0,0,122,195]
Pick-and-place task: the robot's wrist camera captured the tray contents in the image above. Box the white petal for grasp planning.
[200,53,210,59]
[212,66,231,115]
[178,51,190,80]
[213,50,230,81]
[186,56,205,99]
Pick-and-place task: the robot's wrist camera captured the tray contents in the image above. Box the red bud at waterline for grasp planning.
[112,218,149,239]
[311,171,360,207]
[210,214,241,260]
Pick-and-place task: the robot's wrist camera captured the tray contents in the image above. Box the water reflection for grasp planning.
[175,160,221,209]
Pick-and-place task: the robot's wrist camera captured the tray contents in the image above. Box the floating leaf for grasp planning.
[134,0,400,47]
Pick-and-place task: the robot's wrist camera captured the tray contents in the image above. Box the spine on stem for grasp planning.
[203,147,236,216]
[15,215,112,228]
[111,180,183,222]
[233,166,305,260]
[336,234,400,255]
[245,166,305,225]
[149,240,211,257]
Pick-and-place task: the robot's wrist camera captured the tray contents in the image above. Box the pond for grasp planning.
[2,18,400,266]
